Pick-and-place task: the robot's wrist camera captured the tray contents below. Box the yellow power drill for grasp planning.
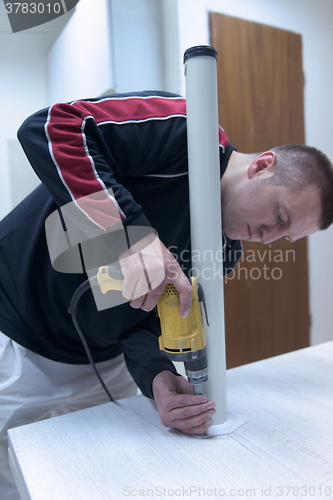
[97,267,209,395]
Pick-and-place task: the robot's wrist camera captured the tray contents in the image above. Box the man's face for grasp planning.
[222,179,321,244]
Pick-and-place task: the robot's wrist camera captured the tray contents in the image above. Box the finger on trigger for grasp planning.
[179,283,193,317]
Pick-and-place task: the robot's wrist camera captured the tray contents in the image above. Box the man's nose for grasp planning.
[260,225,285,244]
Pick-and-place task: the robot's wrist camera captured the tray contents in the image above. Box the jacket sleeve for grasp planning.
[17,92,191,230]
[118,311,179,398]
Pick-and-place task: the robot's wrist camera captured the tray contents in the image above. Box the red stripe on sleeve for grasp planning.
[218,126,229,149]
[47,105,122,229]
[46,96,187,229]
[72,96,187,124]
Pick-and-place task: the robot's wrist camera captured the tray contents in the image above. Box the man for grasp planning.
[1,91,332,499]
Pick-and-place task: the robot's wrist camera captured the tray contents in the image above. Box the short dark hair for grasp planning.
[267,144,333,230]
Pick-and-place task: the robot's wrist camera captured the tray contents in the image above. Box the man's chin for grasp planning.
[223,229,236,240]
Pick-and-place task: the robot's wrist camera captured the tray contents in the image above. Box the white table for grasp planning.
[8,342,333,500]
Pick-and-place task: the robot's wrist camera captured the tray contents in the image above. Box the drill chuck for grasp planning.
[184,351,208,396]
[186,368,208,395]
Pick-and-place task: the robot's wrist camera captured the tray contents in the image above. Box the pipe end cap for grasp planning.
[183,45,218,64]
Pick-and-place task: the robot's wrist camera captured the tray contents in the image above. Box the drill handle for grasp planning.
[96,265,124,294]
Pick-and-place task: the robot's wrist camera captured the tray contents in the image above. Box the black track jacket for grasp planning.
[0,92,241,397]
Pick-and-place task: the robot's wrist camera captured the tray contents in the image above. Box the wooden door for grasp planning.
[210,13,310,368]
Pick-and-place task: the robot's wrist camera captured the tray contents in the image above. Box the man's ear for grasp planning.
[247,151,277,179]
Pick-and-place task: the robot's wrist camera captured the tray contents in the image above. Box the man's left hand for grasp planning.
[152,370,216,435]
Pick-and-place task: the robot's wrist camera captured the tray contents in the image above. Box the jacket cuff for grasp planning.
[140,357,180,399]
[123,210,152,228]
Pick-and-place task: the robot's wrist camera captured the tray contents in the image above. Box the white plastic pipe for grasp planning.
[184,46,227,425]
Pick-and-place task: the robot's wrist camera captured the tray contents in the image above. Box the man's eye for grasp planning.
[277,212,284,225]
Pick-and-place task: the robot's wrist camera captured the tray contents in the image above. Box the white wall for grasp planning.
[48,0,165,103]
[0,2,72,218]
[164,0,333,345]
[111,0,164,93]
[0,10,47,217]
[48,0,112,103]
[161,0,181,94]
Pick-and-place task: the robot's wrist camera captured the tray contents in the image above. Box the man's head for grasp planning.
[221,144,333,243]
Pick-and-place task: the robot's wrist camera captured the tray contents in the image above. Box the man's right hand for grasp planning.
[119,233,192,317]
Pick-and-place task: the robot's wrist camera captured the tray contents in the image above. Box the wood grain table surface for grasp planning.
[8,342,333,500]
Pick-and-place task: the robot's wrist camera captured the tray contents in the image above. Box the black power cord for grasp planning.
[68,276,114,402]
